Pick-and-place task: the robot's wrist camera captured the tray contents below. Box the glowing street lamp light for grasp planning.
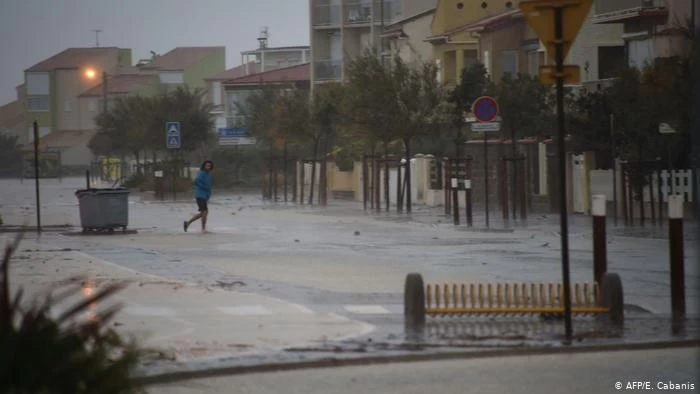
[84,68,97,80]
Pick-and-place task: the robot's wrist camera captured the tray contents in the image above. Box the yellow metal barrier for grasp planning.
[423,281,609,316]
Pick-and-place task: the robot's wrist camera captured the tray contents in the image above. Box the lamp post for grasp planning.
[84,68,109,186]
[84,68,108,114]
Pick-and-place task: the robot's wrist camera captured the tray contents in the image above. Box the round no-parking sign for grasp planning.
[471,96,499,123]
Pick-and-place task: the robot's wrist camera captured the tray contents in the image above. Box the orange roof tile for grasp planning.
[25,47,120,72]
[223,63,309,85]
[205,61,258,81]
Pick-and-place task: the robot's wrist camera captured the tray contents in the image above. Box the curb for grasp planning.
[136,339,700,386]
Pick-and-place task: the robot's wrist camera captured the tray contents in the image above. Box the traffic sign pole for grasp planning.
[554,5,574,343]
[484,131,490,228]
[472,96,499,228]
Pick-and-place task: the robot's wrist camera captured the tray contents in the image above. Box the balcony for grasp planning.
[314,59,342,81]
[381,0,402,23]
[345,3,373,24]
[594,0,667,23]
[313,4,342,26]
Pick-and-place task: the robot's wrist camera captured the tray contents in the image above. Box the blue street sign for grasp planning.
[166,121,181,149]
[472,96,499,123]
[217,128,249,137]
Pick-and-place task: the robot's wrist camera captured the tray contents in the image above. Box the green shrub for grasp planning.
[0,234,144,393]
[123,173,149,190]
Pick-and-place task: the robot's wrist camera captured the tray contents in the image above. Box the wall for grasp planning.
[432,0,514,34]
[55,69,101,131]
[394,12,435,63]
[402,0,436,17]
[480,21,525,80]
[77,96,100,130]
[261,50,308,71]
[184,49,226,89]
[565,4,624,82]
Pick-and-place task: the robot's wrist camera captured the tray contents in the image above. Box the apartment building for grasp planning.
[19,46,224,166]
[593,0,696,69]
[207,33,310,132]
[426,0,516,85]
[309,0,436,90]
[222,62,311,129]
[464,3,624,84]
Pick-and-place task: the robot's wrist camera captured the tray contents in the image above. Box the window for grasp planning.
[598,46,625,79]
[212,82,222,106]
[63,99,72,112]
[226,89,255,127]
[501,50,518,78]
[482,50,491,77]
[628,39,653,69]
[26,73,50,95]
[435,59,442,82]
[27,126,51,143]
[159,71,184,84]
[525,50,544,77]
[27,96,49,112]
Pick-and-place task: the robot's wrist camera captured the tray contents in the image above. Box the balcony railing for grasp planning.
[314,59,342,81]
[313,4,342,26]
[381,0,402,23]
[345,3,372,24]
[226,115,248,128]
[594,0,666,16]
[314,1,402,26]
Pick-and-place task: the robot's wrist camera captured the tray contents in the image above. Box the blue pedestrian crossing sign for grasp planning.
[166,121,181,149]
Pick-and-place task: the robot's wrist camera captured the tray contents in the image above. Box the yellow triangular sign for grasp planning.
[519,0,592,60]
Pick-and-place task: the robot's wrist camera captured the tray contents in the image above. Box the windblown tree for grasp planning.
[344,51,400,211]
[447,63,489,156]
[0,134,22,177]
[240,86,283,149]
[90,87,214,171]
[391,56,449,212]
[344,51,449,212]
[309,85,345,204]
[490,73,553,218]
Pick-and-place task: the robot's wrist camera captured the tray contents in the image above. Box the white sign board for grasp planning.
[471,122,501,132]
[219,137,257,146]
[658,123,676,134]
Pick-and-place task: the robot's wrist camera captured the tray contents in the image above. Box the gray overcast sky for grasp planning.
[0,0,309,105]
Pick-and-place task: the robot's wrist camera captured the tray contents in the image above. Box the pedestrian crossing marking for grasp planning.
[217,306,273,316]
[124,306,177,317]
[343,305,391,314]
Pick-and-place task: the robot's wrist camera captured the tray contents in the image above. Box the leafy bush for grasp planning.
[0,135,22,178]
[122,173,149,190]
[0,234,144,393]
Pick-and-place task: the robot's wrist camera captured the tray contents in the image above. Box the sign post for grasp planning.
[520,0,592,343]
[33,121,41,234]
[472,96,500,228]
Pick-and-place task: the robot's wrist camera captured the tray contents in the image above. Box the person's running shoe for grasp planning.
[183,221,189,232]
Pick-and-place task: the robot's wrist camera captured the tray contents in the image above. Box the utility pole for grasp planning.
[102,71,108,114]
[92,29,103,47]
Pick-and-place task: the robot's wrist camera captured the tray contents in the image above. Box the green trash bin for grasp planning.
[75,188,130,233]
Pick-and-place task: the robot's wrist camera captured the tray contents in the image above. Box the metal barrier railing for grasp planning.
[425,282,608,315]
[404,273,624,330]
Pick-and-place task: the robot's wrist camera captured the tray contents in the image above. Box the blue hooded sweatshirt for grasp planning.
[194,170,212,201]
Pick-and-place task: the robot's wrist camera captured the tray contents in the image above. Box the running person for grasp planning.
[184,160,214,233]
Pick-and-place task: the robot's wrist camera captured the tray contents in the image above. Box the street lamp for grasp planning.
[84,68,108,114]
